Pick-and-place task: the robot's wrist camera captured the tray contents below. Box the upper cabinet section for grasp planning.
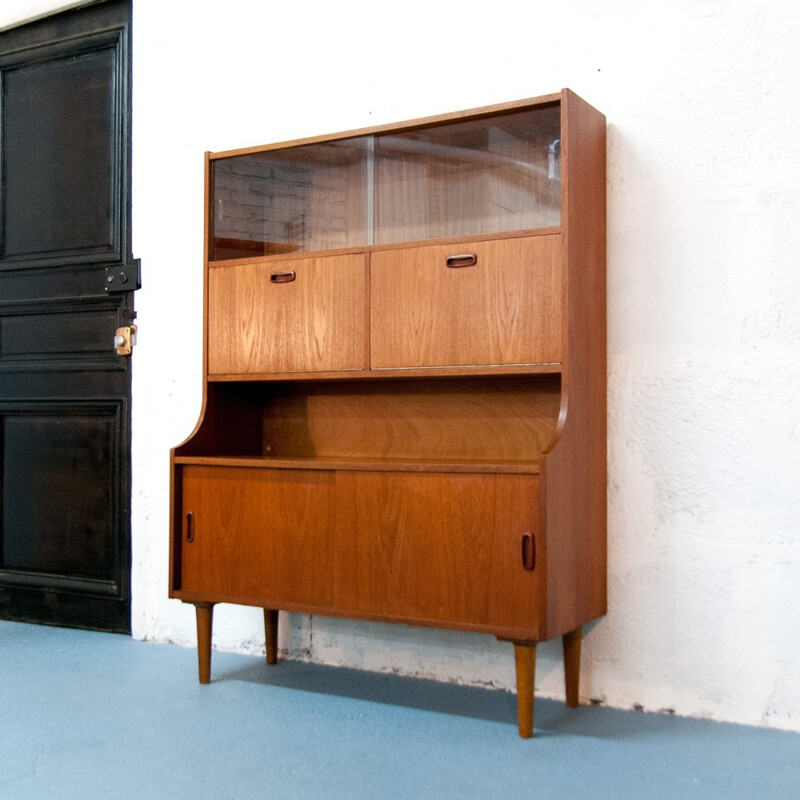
[208,102,562,262]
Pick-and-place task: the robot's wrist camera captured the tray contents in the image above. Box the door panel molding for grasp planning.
[0,399,127,594]
[0,570,121,597]
[0,298,127,372]
[0,25,128,269]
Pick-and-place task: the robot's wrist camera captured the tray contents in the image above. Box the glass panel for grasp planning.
[210,138,368,261]
[209,105,561,260]
[374,106,561,244]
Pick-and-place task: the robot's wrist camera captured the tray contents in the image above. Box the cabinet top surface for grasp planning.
[208,91,566,160]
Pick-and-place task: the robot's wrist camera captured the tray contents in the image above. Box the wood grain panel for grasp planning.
[334,471,542,635]
[261,377,560,466]
[174,456,538,475]
[370,235,561,369]
[208,253,367,375]
[179,466,335,606]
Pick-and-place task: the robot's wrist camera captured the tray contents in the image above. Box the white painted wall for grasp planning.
[2,0,799,733]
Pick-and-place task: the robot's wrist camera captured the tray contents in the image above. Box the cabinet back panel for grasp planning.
[261,377,560,464]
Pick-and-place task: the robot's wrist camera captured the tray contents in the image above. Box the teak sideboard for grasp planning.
[169,89,606,738]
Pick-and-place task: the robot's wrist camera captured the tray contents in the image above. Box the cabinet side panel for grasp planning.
[541,91,607,637]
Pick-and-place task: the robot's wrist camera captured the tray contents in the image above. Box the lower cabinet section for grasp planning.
[172,461,586,738]
[177,465,542,638]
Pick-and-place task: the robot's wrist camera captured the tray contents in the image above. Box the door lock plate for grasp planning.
[105,259,141,292]
[114,324,137,356]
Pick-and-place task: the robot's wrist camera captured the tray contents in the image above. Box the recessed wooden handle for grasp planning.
[445,253,477,268]
[186,511,195,543]
[270,270,296,283]
[521,532,535,570]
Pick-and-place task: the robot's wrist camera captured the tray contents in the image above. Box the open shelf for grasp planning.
[174,374,562,468]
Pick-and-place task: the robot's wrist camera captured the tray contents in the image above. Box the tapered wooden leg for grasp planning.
[563,626,582,708]
[264,609,279,666]
[195,603,214,685]
[513,642,537,738]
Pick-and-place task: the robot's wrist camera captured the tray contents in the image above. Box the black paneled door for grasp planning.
[0,0,135,631]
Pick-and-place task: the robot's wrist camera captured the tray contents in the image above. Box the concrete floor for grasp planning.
[1,619,798,799]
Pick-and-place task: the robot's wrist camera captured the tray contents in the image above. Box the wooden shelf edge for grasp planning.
[208,363,562,383]
[206,227,562,268]
[173,455,540,475]
[208,93,564,161]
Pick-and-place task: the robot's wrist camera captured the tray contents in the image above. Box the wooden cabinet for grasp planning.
[170,89,607,738]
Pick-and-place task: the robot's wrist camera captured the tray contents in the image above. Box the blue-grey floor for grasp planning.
[1,620,798,799]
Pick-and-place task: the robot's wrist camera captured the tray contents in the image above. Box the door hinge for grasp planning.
[105,259,141,292]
